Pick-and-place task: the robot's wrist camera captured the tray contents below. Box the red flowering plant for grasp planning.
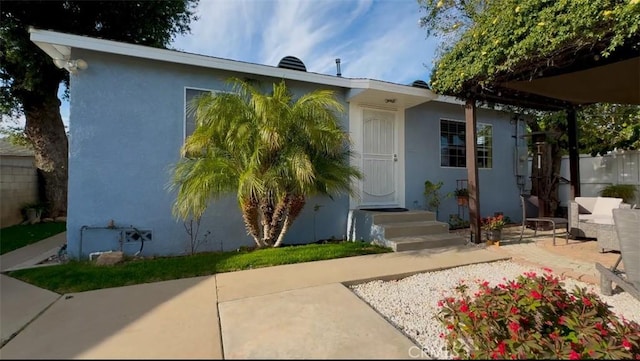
[481,214,506,231]
[436,269,640,359]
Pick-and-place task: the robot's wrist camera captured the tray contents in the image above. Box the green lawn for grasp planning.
[0,222,66,255]
[6,241,390,294]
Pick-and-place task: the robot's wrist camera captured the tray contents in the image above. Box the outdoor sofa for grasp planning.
[569,196,631,252]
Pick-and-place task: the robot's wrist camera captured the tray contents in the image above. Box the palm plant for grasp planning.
[170,78,362,248]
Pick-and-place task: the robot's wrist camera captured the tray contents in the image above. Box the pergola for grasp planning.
[459,44,639,243]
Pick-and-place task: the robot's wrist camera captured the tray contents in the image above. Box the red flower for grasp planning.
[558,316,565,325]
[530,290,542,300]
[569,350,580,360]
[460,303,469,313]
[623,339,632,350]
[437,300,444,307]
[508,321,520,333]
[480,280,490,287]
[582,297,592,307]
[497,342,506,355]
[447,324,454,330]
[510,306,519,314]
[595,322,608,336]
[543,267,553,273]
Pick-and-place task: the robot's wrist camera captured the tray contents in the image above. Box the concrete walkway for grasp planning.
[1,227,618,359]
[0,233,511,359]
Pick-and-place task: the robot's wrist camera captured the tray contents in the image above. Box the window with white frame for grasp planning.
[440,119,493,168]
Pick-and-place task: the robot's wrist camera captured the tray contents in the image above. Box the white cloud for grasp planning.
[172,0,438,84]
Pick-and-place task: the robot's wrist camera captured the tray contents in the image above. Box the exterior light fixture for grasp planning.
[53,58,88,74]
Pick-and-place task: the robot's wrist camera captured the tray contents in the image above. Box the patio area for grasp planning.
[453,224,623,286]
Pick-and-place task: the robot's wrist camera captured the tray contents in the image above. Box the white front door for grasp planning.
[361,109,399,206]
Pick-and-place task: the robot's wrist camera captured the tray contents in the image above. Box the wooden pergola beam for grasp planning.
[465,99,481,243]
[567,108,581,199]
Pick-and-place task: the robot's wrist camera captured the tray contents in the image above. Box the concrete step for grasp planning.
[372,210,436,224]
[388,233,467,252]
[381,221,449,238]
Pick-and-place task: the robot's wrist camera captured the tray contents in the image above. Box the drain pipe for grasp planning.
[89,250,113,261]
[80,224,142,259]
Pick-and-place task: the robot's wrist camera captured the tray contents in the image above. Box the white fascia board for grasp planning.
[29,28,352,88]
[350,79,437,100]
[28,28,438,101]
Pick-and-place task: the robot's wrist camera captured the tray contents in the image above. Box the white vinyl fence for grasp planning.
[558,150,640,207]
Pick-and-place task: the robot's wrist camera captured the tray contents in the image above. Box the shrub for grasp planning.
[436,270,640,359]
[599,184,638,204]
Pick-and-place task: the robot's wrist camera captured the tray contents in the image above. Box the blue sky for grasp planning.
[172,0,438,84]
[4,0,438,130]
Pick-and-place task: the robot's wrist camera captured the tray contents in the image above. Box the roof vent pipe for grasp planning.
[335,58,342,77]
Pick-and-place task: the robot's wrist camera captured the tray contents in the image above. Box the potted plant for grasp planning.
[454,187,469,206]
[20,202,46,225]
[482,214,506,245]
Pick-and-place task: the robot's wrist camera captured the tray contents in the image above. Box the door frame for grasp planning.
[349,103,405,209]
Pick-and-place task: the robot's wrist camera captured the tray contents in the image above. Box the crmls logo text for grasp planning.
[408,345,457,358]
[407,346,431,358]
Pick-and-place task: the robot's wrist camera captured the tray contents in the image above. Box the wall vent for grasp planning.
[123,229,152,243]
[411,80,430,89]
[278,56,307,72]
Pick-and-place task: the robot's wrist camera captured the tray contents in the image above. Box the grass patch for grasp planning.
[6,241,390,294]
[0,222,66,255]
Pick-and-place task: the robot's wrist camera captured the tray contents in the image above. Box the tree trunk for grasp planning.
[273,195,306,247]
[23,89,68,218]
[240,197,264,247]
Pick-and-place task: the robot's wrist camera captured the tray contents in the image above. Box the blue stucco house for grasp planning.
[29,28,530,259]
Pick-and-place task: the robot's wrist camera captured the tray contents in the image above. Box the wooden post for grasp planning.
[567,108,580,199]
[465,99,481,243]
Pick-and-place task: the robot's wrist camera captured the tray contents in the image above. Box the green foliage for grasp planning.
[1,0,199,114]
[424,180,452,213]
[0,222,66,255]
[421,0,640,97]
[437,270,640,359]
[170,78,362,248]
[7,241,390,294]
[599,184,638,204]
[578,104,640,156]
[0,126,31,147]
[454,187,469,197]
[448,214,469,229]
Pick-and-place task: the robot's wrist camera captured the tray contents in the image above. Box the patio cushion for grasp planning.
[592,197,623,217]
[575,197,598,214]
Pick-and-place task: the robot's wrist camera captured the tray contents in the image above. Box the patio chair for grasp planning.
[595,208,640,300]
[519,195,569,246]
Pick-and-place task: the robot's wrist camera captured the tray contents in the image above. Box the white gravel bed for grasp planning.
[349,260,640,359]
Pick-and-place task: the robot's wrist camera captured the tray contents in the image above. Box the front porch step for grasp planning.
[388,233,468,252]
[380,221,449,238]
[372,210,436,224]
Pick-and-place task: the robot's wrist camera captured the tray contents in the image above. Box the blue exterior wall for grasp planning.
[67,49,350,259]
[404,101,527,224]
[66,48,526,259]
